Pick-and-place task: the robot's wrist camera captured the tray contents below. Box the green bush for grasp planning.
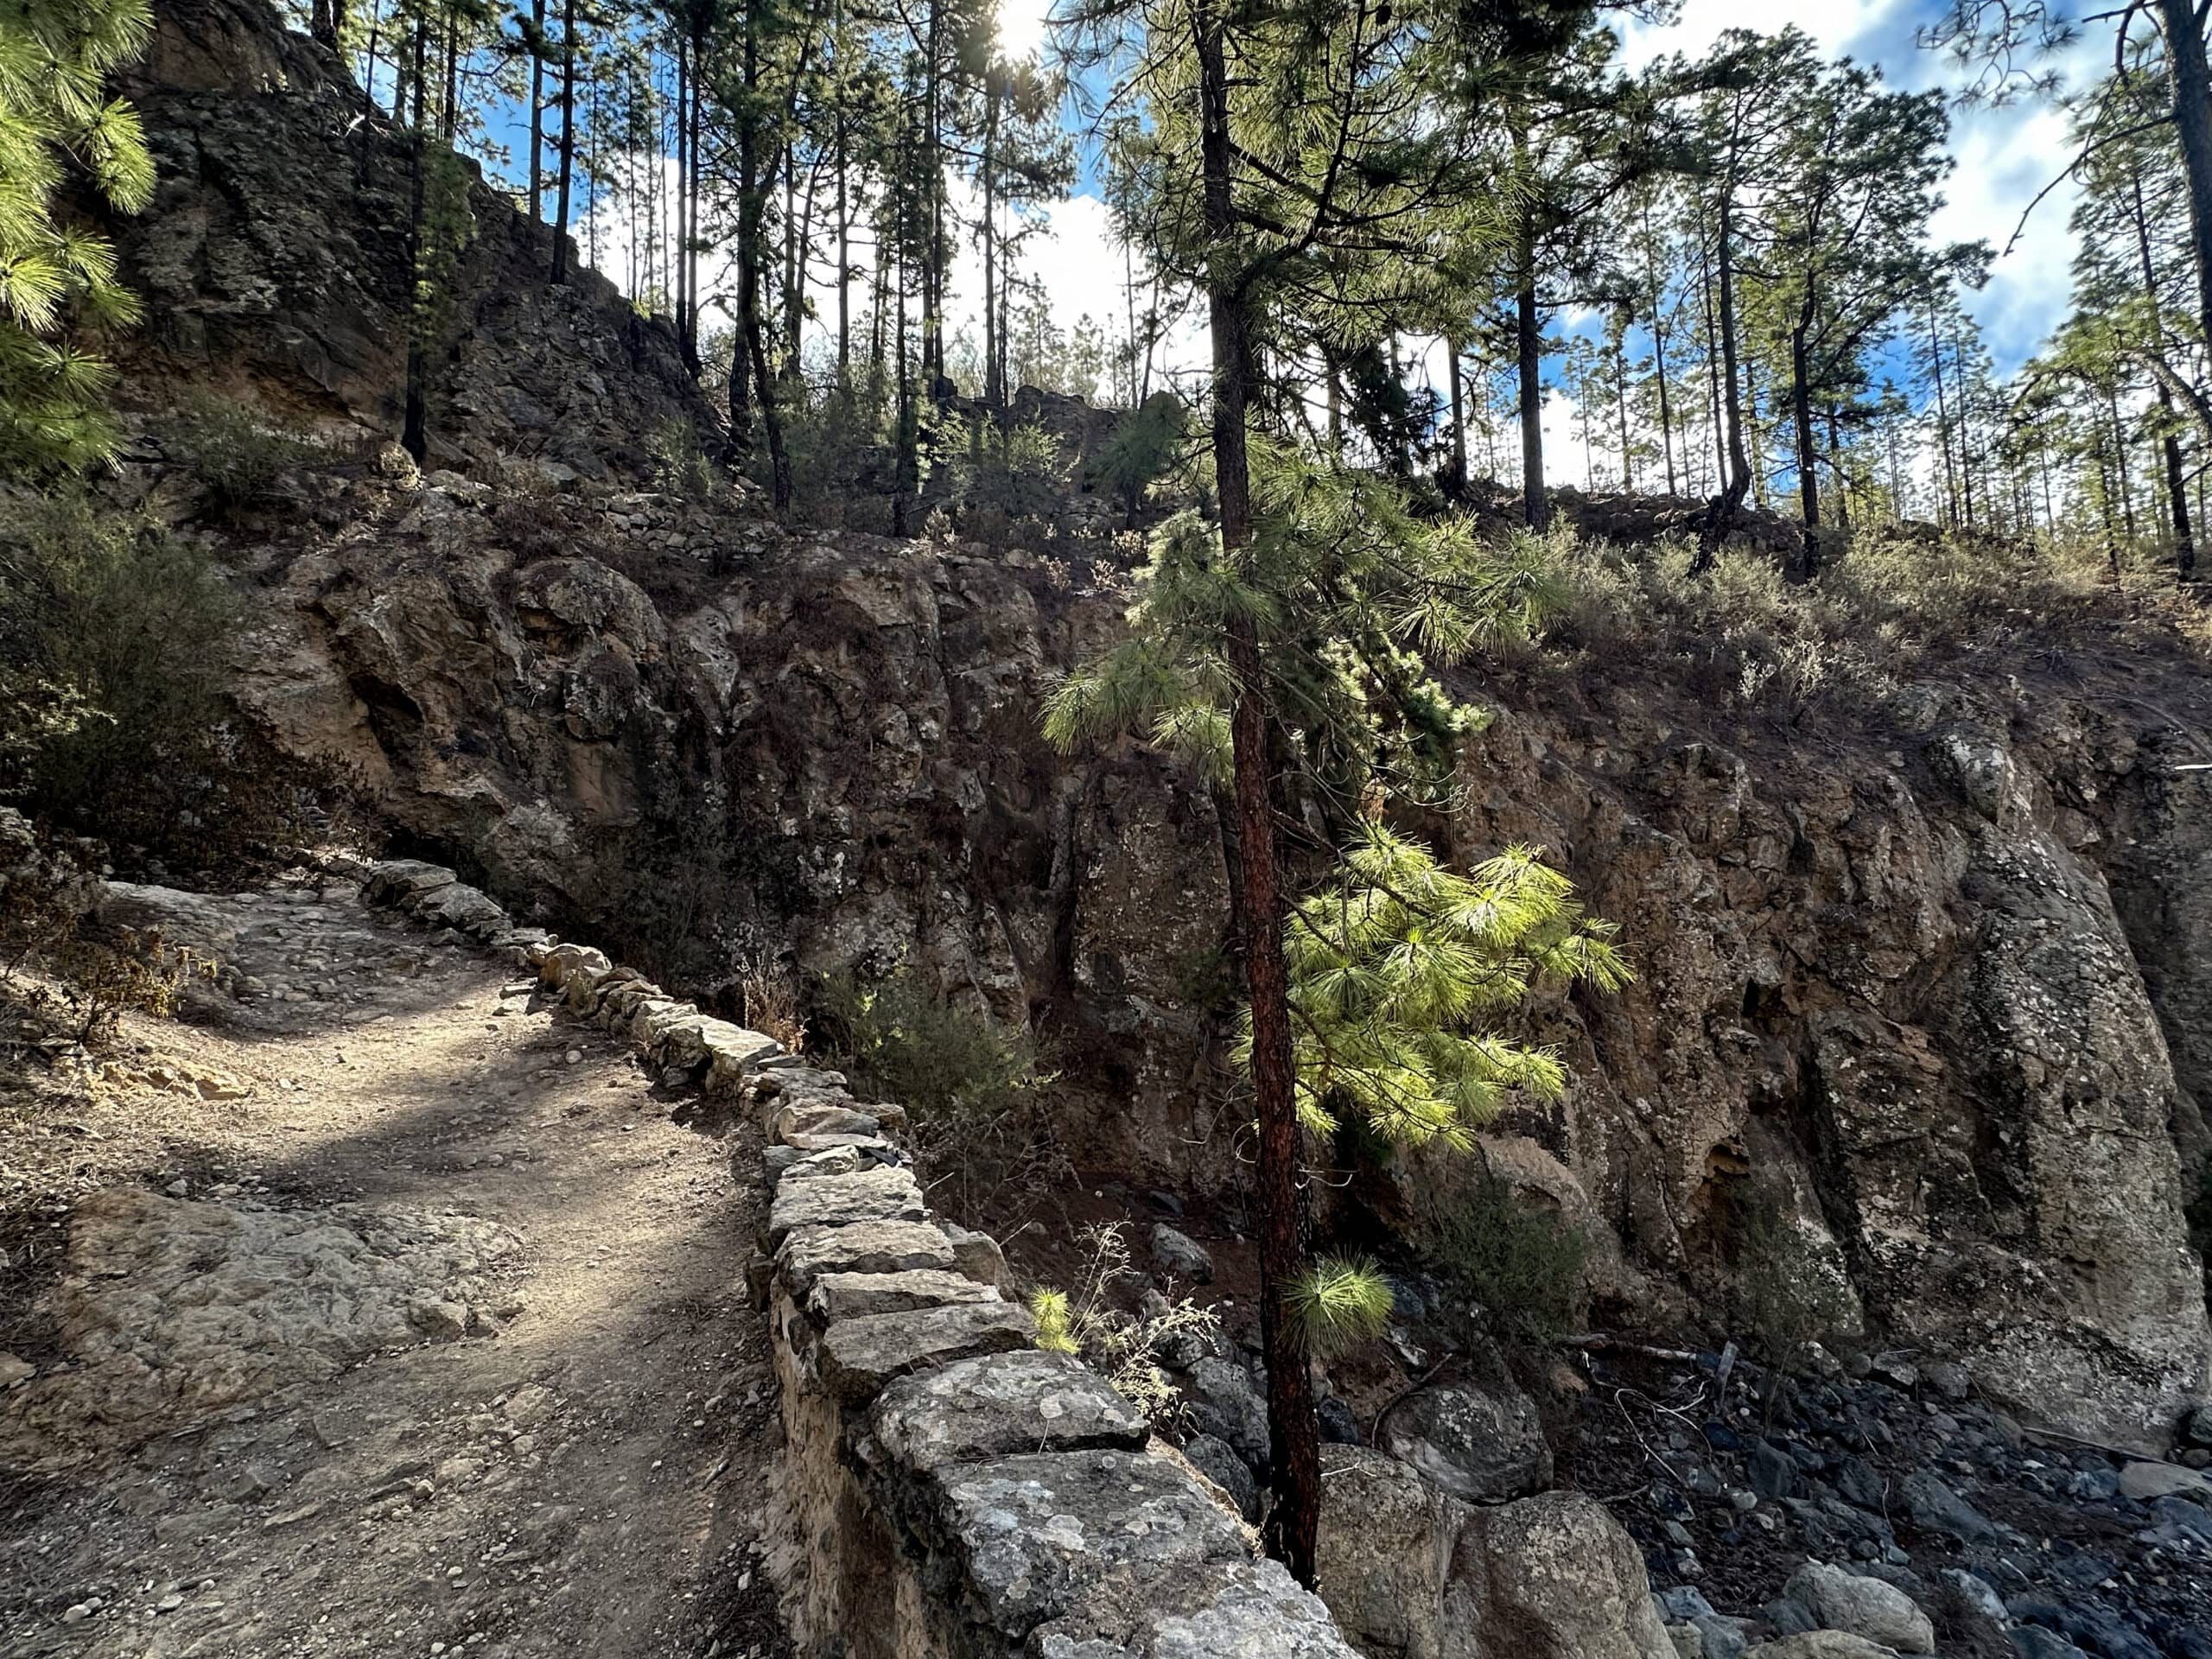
[645,416,715,502]
[1090,391,1186,527]
[1,493,234,805]
[1419,1170,1593,1349]
[816,966,1059,1221]
[149,392,317,523]
[0,491,341,873]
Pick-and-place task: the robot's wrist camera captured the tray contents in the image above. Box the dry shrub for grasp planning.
[1539,522,2191,719]
[736,959,806,1054]
[0,817,212,1047]
[1029,1223,1221,1430]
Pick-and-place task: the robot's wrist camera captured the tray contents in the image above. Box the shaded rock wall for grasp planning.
[1441,690,2212,1449]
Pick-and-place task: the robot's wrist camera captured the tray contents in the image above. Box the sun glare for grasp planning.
[995,0,1052,59]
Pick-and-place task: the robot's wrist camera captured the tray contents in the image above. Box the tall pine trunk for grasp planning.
[549,0,576,283]
[1194,0,1319,1592]
[1697,193,1751,569]
[1516,245,1545,531]
[1789,315,1820,571]
[1644,205,1678,496]
[983,82,1001,410]
[403,13,429,461]
[1446,338,1467,499]
[2155,0,2212,365]
[737,25,791,514]
[2132,172,2197,579]
[528,0,544,222]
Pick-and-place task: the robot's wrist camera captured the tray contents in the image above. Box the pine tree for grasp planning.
[0,0,155,474]
[1043,448,1594,1577]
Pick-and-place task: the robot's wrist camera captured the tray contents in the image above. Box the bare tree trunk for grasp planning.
[2155,0,2212,364]
[1516,248,1546,531]
[1827,405,1850,535]
[528,0,544,222]
[402,13,429,461]
[549,0,576,283]
[1698,211,1725,498]
[1789,316,1820,572]
[1195,0,1318,1592]
[983,80,1001,410]
[1696,193,1751,569]
[675,28,691,355]
[1644,203,1677,497]
[1446,337,1467,499]
[2131,171,2197,580]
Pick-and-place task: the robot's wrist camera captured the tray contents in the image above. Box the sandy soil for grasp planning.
[0,875,788,1659]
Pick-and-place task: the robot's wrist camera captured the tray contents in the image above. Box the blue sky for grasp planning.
[972,0,2099,421]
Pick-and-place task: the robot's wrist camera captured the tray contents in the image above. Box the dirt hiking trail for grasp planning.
[0,871,786,1658]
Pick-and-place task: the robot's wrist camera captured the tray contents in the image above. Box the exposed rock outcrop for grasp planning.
[109,0,717,479]
[1315,1445,1676,1659]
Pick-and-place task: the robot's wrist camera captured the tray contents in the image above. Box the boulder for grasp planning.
[1186,1357,1269,1469]
[1183,1433,1259,1522]
[1381,1376,1553,1503]
[776,1218,957,1293]
[931,1449,1252,1639]
[816,1301,1035,1403]
[765,1164,926,1245]
[1032,1558,1358,1657]
[940,1221,1007,1288]
[1151,1224,1214,1284]
[804,1268,1000,1325]
[1899,1471,2002,1543]
[2115,1460,2210,1503]
[1783,1562,1935,1654]
[866,1350,1148,1477]
[1741,1636,1902,1659]
[1315,1446,1672,1659]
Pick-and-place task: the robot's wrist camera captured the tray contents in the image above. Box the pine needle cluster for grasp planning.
[1278,823,1630,1147]
[1043,446,1559,811]
[0,0,155,474]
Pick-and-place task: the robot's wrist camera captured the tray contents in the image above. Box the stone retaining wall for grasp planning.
[350,856,1357,1658]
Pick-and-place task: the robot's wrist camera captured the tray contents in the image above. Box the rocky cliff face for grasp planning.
[216,458,2212,1449]
[108,0,716,480]
[111,0,2209,1453]
[1445,680,2212,1451]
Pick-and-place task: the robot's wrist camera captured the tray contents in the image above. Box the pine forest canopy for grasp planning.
[210,0,2196,571]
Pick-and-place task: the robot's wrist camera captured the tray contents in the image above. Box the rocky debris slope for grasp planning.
[0,869,785,1658]
[1563,1343,2212,1659]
